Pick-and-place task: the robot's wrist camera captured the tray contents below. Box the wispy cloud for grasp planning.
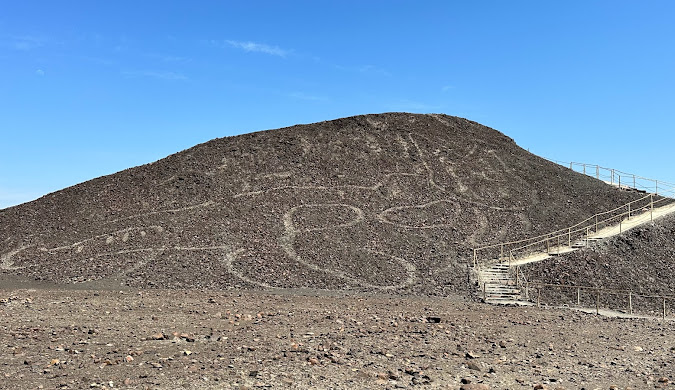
[4,35,46,51]
[220,40,289,57]
[289,92,328,102]
[441,85,454,92]
[35,69,45,76]
[122,70,188,81]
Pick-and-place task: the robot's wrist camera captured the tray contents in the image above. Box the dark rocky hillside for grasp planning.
[524,213,675,308]
[0,113,643,296]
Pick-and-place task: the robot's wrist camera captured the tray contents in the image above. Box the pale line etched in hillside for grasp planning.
[467,209,489,246]
[221,248,275,289]
[362,249,418,290]
[0,246,30,270]
[234,172,423,198]
[105,201,217,224]
[280,203,417,290]
[45,226,165,252]
[377,200,461,230]
[407,133,446,193]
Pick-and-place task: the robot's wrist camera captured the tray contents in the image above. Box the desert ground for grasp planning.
[1,285,673,390]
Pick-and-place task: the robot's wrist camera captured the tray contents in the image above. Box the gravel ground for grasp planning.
[1,287,673,390]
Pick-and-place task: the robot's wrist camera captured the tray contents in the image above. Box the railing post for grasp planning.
[628,203,631,220]
[633,175,636,189]
[557,235,560,254]
[516,265,520,286]
[620,219,622,233]
[577,288,581,306]
[583,164,586,175]
[473,249,477,268]
[586,227,590,246]
[664,297,667,319]
[596,166,599,179]
[546,238,550,254]
[656,180,659,195]
[537,287,541,308]
[628,291,633,315]
[611,169,614,185]
[595,215,598,233]
[596,290,600,315]
[483,282,486,301]
[651,194,654,221]
[568,228,571,247]
[618,174,621,189]
[525,283,529,300]
[500,244,504,261]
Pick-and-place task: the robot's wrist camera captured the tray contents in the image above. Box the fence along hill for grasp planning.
[0,113,645,296]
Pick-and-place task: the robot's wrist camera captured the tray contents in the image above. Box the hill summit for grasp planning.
[0,113,642,295]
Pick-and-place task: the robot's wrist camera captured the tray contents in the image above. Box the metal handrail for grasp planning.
[473,161,675,267]
[525,281,673,319]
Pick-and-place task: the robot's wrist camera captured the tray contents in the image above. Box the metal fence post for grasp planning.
[628,292,633,315]
[664,298,667,319]
[651,195,654,221]
[596,291,601,314]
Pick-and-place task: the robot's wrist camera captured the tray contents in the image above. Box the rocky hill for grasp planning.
[0,113,643,296]
[523,213,675,311]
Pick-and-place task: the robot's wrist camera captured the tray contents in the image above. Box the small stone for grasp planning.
[123,378,132,386]
[467,361,481,371]
[307,357,319,365]
[658,377,669,383]
[460,384,490,390]
[125,355,134,362]
[150,333,165,340]
[533,385,547,390]
[150,362,163,369]
[633,346,643,352]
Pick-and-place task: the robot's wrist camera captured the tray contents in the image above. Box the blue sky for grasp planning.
[1,1,674,208]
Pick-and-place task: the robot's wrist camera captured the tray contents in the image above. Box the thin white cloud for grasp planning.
[35,69,45,76]
[122,70,188,81]
[441,85,454,92]
[222,40,289,57]
[289,92,328,102]
[4,35,45,51]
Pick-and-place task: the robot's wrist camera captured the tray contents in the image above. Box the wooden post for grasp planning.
[546,238,550,254]
[596,166,599,179]
[500,244,504,261]
[633,175,636,189]
[537,287,541,308]
[483,282,486,301]
[577,288,581,306]
[595,215,598,233]
[618,175,621,189]
[628,292,633,315]
[568,228,571,247]
[656,180,659,195]
[586,227,590,246]
[583,164,586,175]
[663,298,667,319]
[473,249,477,267]
[628,203,631,220]
[620,219,622,233]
